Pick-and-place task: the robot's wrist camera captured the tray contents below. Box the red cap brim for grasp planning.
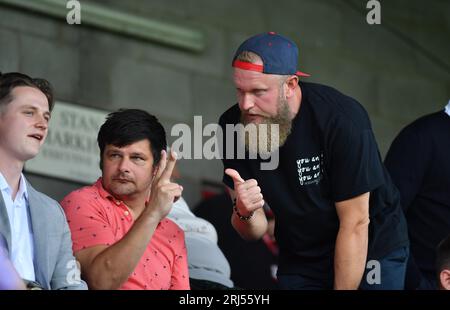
[296,71,310,77]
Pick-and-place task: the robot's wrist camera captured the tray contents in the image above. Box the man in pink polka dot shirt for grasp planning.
[61,109,189,290]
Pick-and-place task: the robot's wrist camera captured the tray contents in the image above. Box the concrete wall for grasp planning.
[1,0,449,206]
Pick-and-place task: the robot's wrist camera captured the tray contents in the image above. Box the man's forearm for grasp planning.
[85,214,160,289]
[334,226,369,290]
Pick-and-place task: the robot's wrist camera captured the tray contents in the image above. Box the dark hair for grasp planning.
[0,72,54,111]
[97,109,167,169]
[437,235,450,275]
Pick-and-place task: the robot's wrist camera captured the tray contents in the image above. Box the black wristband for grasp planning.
[233,198,254,221]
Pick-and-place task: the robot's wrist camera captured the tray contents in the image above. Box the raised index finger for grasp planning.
[155,150,167,180]
[160,150,177,182]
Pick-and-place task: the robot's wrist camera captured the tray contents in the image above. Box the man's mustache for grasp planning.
[112,174,133,182]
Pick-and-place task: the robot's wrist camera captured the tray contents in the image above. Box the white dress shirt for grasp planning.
[445,100,450,117]
[0,172,35,281]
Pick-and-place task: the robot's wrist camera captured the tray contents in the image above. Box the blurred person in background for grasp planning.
[385,101,450,290]
[0,233,25,290]
[167,165,234,289]
[436,234,450,290]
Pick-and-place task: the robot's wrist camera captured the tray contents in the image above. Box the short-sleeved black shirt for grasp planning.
[219,82,409,279]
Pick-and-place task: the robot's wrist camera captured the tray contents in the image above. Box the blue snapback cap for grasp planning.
[232,32,310,77]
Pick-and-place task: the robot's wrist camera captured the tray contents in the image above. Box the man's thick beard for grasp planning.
[240,97,293,158]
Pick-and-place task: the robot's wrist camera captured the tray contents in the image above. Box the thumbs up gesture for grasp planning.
[225,168,265,219]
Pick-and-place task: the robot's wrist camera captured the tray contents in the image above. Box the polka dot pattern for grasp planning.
[61,178,190,290]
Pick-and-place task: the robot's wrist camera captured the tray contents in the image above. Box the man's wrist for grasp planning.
[140,207,163,225]
[233,198,254,221]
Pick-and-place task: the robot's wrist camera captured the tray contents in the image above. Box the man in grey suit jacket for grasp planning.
[0,72,86,290]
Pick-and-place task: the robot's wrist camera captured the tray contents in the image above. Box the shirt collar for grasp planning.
[95,178,124,206]
[445,100,450,117]
[0,172,8,192]
[95,178,113,200]
[0,172,28,202]
[18,174,29,202]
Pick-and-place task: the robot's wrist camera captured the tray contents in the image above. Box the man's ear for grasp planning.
[439,269,450,290]
[284,75,299,98]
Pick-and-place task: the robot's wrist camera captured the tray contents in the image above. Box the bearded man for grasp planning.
[218,32,409,290]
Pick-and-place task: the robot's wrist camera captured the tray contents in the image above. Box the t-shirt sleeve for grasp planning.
[169,228,190,290]
[61,193,115,253]
[219,107,253,190]
[327,116,385,202]
[384,123,428,212]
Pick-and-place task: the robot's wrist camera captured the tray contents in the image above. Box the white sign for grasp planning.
[25,101,108,184]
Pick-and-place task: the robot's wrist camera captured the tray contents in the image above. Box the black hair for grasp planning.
[97,109,167,168]
[0,72,54,111]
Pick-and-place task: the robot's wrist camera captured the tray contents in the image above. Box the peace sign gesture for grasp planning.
[145,150,183,221]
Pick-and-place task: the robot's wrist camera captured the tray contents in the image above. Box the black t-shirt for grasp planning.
[385,111,450,276]
[219,82,409,279]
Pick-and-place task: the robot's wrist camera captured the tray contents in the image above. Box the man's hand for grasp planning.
[145,150,183,221]
[225,168,265,217]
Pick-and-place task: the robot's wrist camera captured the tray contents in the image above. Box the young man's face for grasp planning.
[101,139,155,200]
[0,86,50,163]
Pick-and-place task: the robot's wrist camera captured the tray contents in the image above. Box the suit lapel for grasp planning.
[0,194,12,255]
[27,182,50,286]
